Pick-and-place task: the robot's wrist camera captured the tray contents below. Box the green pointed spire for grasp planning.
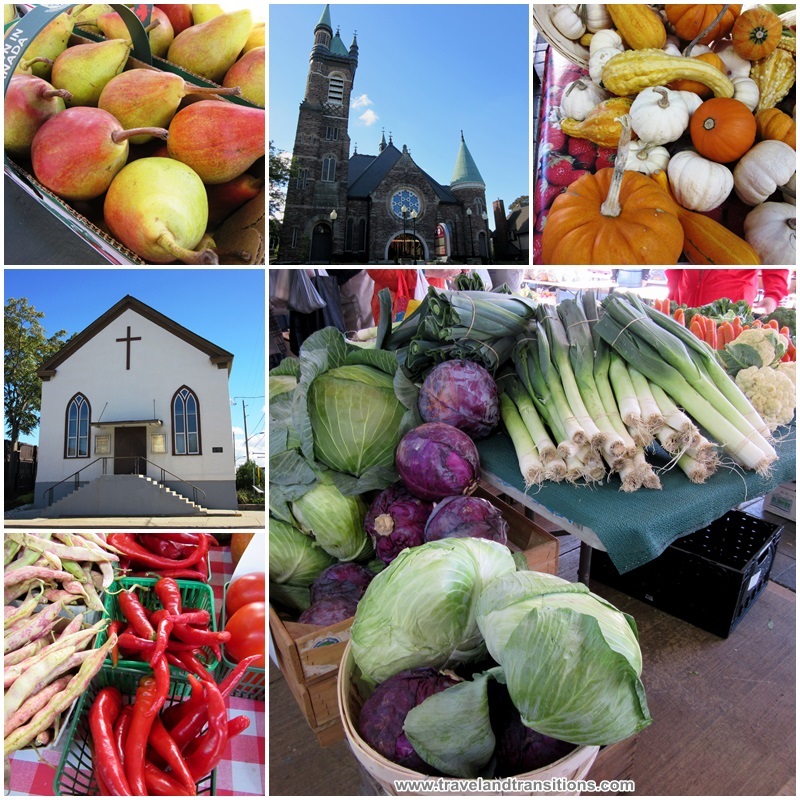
[451,131,485,188]
[317,4,332,31]
[330,27,349,56]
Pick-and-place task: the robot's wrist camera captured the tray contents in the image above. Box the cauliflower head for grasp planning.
[735,366,796,432]
[775,361,796,387]
[721,328,789,375]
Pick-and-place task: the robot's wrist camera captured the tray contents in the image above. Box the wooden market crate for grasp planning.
[270,489,560,746]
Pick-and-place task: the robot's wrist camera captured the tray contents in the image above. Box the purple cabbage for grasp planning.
[297,596,358,626]
[310,563,374,605]
[418,360,500,439]
[365,483,434,564]
[396,422,480,502]
[358,668,460,772]
[490,684,577,777]
[424,495,509,546]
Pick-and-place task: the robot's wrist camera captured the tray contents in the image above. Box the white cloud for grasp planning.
[351,93,373,109]
[359,109,379,126]
[232,427,265,468]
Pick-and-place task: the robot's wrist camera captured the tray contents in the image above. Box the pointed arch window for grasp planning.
[321,155,337,182]
[172,386,201,455]
[65,393,91,458]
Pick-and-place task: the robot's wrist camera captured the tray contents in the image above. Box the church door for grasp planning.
[310,223,332,263]
[114,427,146,475]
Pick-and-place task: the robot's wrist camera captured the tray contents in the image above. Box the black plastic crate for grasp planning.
[590,510,784,638]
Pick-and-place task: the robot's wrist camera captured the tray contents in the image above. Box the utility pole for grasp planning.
[242,400,250,463]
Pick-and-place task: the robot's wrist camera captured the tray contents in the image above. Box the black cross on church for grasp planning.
[116,326,141,370]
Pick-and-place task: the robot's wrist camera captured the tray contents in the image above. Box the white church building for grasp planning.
[33,295,238,515]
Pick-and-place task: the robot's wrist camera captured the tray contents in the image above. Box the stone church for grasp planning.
[278,5,490,265]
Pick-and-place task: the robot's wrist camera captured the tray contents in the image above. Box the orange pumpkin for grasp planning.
[669,52,727,99]
[732,7,782,60]
[542,115,683,265]
[755,108,796,149]
[665,4,742,45]
[690,97,757,162]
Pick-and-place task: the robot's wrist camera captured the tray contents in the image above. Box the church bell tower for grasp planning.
[279,5,359,263]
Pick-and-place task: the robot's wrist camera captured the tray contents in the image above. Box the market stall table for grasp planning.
[477,423,796,583]
[4,543,266,797]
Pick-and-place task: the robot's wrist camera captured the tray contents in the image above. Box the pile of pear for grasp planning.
[3,4,265,265]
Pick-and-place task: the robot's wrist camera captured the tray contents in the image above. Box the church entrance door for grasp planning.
[114,427,146,475]
[310,223,332,263]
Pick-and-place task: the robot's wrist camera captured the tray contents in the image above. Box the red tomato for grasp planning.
[226,572,265,618]
[224,601,266,668]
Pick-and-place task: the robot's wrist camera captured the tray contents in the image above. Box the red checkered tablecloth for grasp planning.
[5,542,266,796]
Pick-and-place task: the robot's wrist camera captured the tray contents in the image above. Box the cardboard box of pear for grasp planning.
[4,23,265,265]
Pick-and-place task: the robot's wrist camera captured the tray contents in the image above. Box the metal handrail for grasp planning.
[44,456,207,507]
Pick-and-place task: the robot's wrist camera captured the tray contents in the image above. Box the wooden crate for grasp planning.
[270,489,560,746]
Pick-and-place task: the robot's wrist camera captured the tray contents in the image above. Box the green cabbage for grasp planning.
[350,538,516,684]
[290,474,373,562]
[476,571,651,745]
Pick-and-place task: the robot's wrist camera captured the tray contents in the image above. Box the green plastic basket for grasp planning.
[53,666,216,796]
[97,577,219,677]
[215,581,266,701]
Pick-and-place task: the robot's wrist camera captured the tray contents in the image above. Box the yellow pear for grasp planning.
[191,4,224,24]
[243,22,264,53]
[13,5,88,80]
[5,4,17,24]
[167,9,251,83]
[51,39,131,107]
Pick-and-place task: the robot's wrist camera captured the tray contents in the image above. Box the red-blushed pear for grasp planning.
[167,100,265,184]
[167,9,252,83]
[51,38,131,106]
[4,75,72,158]
[98,69,241,144]
[206,173,264,225]
[222,46,264,107]
[30,107,169,201]
[13,5,89,80]
[155,4,193,35]
[96,8,174,58]
[104,158,219,264]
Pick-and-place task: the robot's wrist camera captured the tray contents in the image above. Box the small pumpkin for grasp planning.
[743,202,796,265]
[731,76,760,112]
[665,4,742,46]
[690,97,757,163]
[732,7,782,61]
[589,28,623,54]
[551,4,585,41]
[630,86,690,145]
[589,45,624,84]
[626,141,671,176]
[781,173,796,206]
[713,40,753,80]
[667,149,734,211]
[676,89,704,116]
[669,52,727,99]
[733,139,796,205]
[584,4,613,33]
[542,115,683,265]
[755,108,796,149]
[559,78,610,122]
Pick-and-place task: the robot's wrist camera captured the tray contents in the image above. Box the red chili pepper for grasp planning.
[117,587,156,640]
[114,705,133,771]
[152,654,171,710]
[89,687,132,796]
[171,649,216,681]
[171,624,230,647]
[107,620,123,668]
[183,679,229,781]
[161,673,206,730]
[227,715,250,739]
[148,716,196,795]
[150,619,173,667]
[124,677,164,795]
[144,760,193,796]
[135,569,209,581]
[138,534,186,559]
[118,631,156,657]
[155,577,183,615]
[108,533,209,569]
[218,653,262,696]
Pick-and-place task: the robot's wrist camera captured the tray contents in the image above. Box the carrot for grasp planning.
[752,318,763,328]
[786,340,796,361]
[690,318,705,341]
[780,326,791,340]
[718,321,735,349]
[766,318,780,330]
[705,318,718,350]
[674,308,685,326]
[732,316,743,338]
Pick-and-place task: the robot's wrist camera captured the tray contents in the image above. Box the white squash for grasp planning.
[584,4,612,32]
[743,202,797,265]
[731,77,760,113]
[629,86,690,145]
[733,141,796,206]
[559,78,610,121]
[551,4,585,40]
[676,90,703,118]
[713,41,752,79]
[589,28,623,54]
[625,141,671,175]
[589,45,622,84]
[668,150,734,211]
[663,35,682,57]
[781,173,796,206]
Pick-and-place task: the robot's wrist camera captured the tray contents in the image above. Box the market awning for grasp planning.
[91,419,163,427]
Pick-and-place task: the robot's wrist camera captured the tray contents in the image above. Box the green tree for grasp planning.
[269,140,293,219]
[4,298,69,495]
[509,195,529,210]
[236,459,265,491]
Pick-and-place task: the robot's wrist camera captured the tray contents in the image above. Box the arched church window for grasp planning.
[474,198,484,216]
[172,386,201,455]
[65,393,90,458]
[357,219,367,251]
[345,218,354,251]
[321,155,337,182]
[327,73,345,105]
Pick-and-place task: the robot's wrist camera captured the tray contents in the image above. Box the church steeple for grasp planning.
[379,128,387,152]
[312,4,333,52]
[450,131,485,189]
[350,31,359,64]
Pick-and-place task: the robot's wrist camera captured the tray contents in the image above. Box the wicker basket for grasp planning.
[337,643,599,796]
[531,5,590,68]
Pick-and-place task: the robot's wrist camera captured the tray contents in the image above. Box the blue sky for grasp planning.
[269,3,530,210]
[3,269,265,466]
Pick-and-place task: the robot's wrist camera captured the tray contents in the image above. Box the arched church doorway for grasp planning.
[387,234,424,263]
[478,231,489,262]
[310,223,333,263]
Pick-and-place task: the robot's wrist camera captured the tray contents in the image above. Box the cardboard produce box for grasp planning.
[3,4,265,265]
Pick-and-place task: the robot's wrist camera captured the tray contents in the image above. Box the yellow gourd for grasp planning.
[607,4,667,50]
[755,108,796,149]
[750,48,796,113]
[560,97,635,147]
[601,49,735,98]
